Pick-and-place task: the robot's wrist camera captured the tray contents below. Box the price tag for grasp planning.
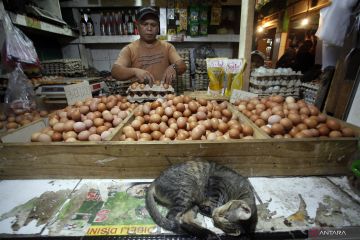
[230,89,258,103]
[64,81,92,106]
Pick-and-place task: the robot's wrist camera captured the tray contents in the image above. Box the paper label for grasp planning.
[230,89,258,103]
[64,81,92,106]
[225,59,244,73]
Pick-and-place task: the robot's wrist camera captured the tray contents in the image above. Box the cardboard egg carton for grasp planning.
[126,82,174,102]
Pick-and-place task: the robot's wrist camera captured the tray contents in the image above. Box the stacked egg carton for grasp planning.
[126,82,175,103]
[106,78,132,96]
[175,49,191,94]
[249,67,302,98]
[41,59,85,76]
[194,58,209,90]
[300,81,320,105]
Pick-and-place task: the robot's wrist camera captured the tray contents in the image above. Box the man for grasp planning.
[111,7,186,86]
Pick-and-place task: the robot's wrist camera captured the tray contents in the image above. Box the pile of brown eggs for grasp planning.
[0,109,48,132]
[120,95,255,141]
[31,95,137,142]
[234,95,356,138]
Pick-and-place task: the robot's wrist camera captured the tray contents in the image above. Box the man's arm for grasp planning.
[162,45,187,84]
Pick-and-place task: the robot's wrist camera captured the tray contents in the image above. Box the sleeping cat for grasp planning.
[145,161,257,239]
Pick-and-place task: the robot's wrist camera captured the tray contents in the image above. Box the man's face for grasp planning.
[138,18,159,43]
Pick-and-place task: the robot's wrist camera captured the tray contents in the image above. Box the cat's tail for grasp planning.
[145,183,182,233]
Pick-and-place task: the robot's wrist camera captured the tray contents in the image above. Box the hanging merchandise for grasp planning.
[189,4,200,36]
[199,4,208,36]
[86,9,95,36]
[225,59,246,97]
[80,9,87,36]
[210,1,222,25]
[178,8,187,33]
[206,58,227,95]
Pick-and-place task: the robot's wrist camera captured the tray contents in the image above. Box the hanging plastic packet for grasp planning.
[225,59,246,97]
[206,58,227,95]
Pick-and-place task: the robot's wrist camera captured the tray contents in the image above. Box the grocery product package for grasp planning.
[225,59,246,97]
[206,58,227,95]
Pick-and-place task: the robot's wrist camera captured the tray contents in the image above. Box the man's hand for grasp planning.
[134,68,155,86]
[161,64,177,85]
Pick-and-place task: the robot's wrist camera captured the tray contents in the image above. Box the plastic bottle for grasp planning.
[80,9,87,36]
[100,12,106,35]
[86,9,95,36]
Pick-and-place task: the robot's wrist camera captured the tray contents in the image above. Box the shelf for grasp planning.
[71,34,240,44]
[9,12,77,37]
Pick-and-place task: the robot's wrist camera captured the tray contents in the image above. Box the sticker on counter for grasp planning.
[64,81,92,106]
[230,89,258,103]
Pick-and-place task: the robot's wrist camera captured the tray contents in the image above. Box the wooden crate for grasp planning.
[0,104,358,179]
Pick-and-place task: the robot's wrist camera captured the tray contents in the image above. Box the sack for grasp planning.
[1,12,40,71]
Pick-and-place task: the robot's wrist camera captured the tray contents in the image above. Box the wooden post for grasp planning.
[238,0,255,91]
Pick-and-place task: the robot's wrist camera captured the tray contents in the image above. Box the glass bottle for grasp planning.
[100,12,106,35]
[80,9,87,36]
[86,9,95,36]
[134,10,139,35]
[105,12,112,35]
[127,10,134,35]
[117,11,124,35]
[111,12,117,35]
[122,10,128,35]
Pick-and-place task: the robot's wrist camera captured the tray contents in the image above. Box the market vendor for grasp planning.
[111,7,186,86]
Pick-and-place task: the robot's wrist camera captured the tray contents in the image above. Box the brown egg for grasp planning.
[329,130,342,138]
[280,118,293,130]
[140,124,151,133]
[38,133,52,142]
[198,98,207,106]
[78,130,91,141]
[89,134,102,141]
[218,122,229,133]
[318,126,330,136]
[326,119,341,130]
[151,131,162,140]
[131,119,142,130]
[242,125,254,136]
[228,128,240,139]
[317,113,327,123]
[341,127,355,137]
[222,109,232,118]
[303,118,318,129]
[271,123,285,135]
[165,128,176,139]
[96,125,109,135]
[150,114,161,123]
[288,113,301,125]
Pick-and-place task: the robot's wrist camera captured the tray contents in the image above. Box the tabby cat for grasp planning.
[145,161,257,239]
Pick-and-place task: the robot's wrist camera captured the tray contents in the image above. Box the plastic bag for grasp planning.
[5,63,36,114]
[206,58,227,95]
[1,12,40,71]
[224,59,246,97]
